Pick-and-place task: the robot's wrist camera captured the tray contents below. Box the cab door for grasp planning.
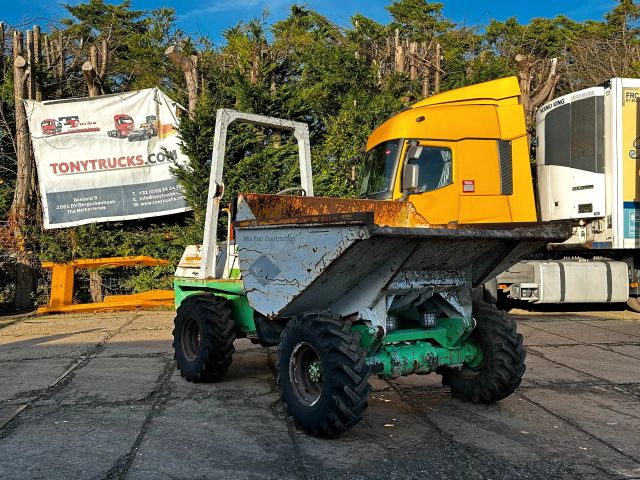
[396,141,460,225]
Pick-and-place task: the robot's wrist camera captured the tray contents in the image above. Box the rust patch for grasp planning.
[238,193,432,228]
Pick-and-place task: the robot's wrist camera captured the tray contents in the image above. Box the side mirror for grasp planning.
[406,145,423,162]
[403,163,420,193]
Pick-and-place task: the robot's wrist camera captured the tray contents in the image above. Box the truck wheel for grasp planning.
[440,302,525,403]
[278,311,371,437]
[627,296,640,313]
[173,294,236,382]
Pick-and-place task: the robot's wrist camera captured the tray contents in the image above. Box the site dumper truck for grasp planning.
[128,115,159,142]
[172,82,571,437]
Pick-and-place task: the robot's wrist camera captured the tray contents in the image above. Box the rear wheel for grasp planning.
[440,301,525,403]
[278,311,371,437]
[173,294,236,382]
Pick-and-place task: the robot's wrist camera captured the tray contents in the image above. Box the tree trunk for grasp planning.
[44,35,51,69]
[33,25,42,101]
[165,45,199,117]
[56,30,64,97]
[409,42,418,80]
[82,61,101,97]
[395,29,405,73]
[89,271,104,303]
[516,55,559,131]
[11,31,36,310]
[435,43,442,93]
[0,23,4,84]
[82,56,104,304]
[26,30,36,101]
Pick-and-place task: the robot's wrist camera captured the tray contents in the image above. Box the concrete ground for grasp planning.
[1,308,640,480]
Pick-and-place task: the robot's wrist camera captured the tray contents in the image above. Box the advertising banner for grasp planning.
[25,88,191,229]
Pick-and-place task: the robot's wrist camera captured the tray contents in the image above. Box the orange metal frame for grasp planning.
[37,256,175,314]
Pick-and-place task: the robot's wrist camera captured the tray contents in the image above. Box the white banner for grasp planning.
[25,88,191,229]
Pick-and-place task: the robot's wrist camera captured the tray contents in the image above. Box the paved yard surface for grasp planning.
[1,308,640,479]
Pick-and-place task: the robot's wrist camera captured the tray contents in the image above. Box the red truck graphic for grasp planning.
[107,114,135,138]
[41,119,62,135]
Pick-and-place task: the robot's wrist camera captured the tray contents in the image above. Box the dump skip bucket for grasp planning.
[234,194,571,319]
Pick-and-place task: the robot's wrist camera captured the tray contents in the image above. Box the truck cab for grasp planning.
[360,76,537,224]
[41,119,58,136]
[108,114,135,138]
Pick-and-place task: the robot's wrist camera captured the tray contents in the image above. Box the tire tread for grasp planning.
[441,301,526,403]
[277,310,371,437]
[172,294,236,383]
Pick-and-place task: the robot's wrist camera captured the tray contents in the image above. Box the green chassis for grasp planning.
[174,278,482,379]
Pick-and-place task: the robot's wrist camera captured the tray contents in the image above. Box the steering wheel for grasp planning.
[275,187,307,196]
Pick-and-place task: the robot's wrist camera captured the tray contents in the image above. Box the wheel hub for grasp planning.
[308,359,322,383]
[289,342,323,407]
[181,316,201,362]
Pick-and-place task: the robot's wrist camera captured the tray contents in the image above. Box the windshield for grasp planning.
[359,140,400,198]
[118,117,134,124]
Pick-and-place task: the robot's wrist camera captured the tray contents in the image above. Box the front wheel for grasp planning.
[173,294,236,382]
[278,311,371,437]
[440,301,525,403]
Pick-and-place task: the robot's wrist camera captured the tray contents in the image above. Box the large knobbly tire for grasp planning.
[278,311,371,437]
[440,301,525,403]
[173,293,236,383]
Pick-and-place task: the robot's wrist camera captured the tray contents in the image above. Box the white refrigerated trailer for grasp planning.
[496,78,640,310]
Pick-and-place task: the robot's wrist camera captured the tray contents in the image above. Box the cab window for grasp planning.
[359,140,400,197]
[406,146,453,193]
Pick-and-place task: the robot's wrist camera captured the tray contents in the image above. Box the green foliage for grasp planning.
[2,0,639,303]
[386,0,453,41]
[172,90,218,225]
[37,219,201,292]
[61,0,182,95]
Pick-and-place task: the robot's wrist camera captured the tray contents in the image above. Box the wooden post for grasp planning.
[165,45,199,117]
[435,43,442,93]
[11,31,36,310]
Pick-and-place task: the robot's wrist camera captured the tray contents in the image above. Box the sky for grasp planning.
[3,0,618,44]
